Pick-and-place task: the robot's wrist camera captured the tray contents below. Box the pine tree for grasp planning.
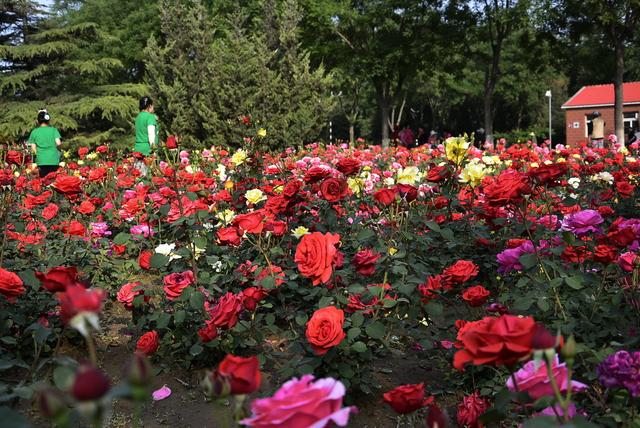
[0,10,146,146]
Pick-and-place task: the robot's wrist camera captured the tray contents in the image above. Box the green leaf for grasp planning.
[113,232,131,245]
[565,276,583,290]
[522,416,560,428]
[0,406,31,428]
[365,321,385,340]
[17,270,38,289]
[350,313,364,328]
[347,327,361,341]
[318,296,334,308]
[53,366,74,389]
[150,253,169,269]
[351,341,367,352]
[440,228,454,241]
[519,253,538,270]
[295,315,308,326]
[174,310,186,325]
[425,221,441,233]
[189,343,203,356]
[189,291,205,311]
[424,301,443,317]
[356,228,375,242]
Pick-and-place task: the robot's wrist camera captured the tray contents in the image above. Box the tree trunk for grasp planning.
[614,38,625,147]
[381,102,390,147]
[349,124,355,145]
[483,84,494,144]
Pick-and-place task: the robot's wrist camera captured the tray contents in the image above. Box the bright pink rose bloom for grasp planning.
[618,252,638,272]
[241,375,356,428]
[506,356,587,400]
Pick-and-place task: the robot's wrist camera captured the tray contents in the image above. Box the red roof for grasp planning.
[562,82,640,109]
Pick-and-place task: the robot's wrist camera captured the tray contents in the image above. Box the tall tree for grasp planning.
[565,0,640,146]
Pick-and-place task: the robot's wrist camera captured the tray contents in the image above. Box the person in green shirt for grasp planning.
[134,96,158,157]
[29,110,62,178]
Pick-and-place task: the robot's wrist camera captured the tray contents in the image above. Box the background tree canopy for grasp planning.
[2,0,640,150]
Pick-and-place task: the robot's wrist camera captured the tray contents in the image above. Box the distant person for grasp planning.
[135,96,159,157]
[428,130,439,148]
[628,127,640,145]
[399,126,414,148]
[29,109,61,178]
[391,124,401,146]
[591,111,605,148]
[416,127,429,147]
[474,128,486,148]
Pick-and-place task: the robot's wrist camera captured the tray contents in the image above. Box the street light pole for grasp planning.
[545,90,552,145]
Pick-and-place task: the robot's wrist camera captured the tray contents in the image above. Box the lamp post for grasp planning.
[545,90,552,145]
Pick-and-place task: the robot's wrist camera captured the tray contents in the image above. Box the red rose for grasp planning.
[36,266,78,292]
[528,163,567,186]
[426,165,451,182]
[136,331,159,356]
[616,180,635,198]
[457,391,491,428]
[5,150,28,165]
[218,227,242,246]
[443,260,479,285]
[117,282,145,310]
[218,354,261,395]
[320,178,349,202]
[87,167,107,182]
[72,364,110,401]
[242,287,268,311]
[561,245,589,264]
[352,249,381,276]
[593,244,617,264]
[453,314,536,370]
[57,284,106,324]
[282,180,303,199]
[52,175,82,195]
[295,232,341,286]
[138,251,151,270]
[383,383,434,414]
[304,166,332,183]
[483,170,531,206]
[111,243,126,255]
[76,200,95,215]
[462,285,490,307]
[305,306,346,355]
[42,203,59,220]
[0,169,14,186]
[396,184,418,202]
[163,270,195,300]
[265,220,287,236]
[77,147,89,159]
[62,220,86,237]
[418,275,445,303]
[0,268,25,303]
[336,158,361,176]
[374,188,397,206]
[234,211,265,234]
[200,292,243,342]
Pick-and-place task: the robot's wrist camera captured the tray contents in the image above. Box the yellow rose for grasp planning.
[257,128,267,138]
[231,149,248,166]
[245,189,266,204]
[397,166,421,185]
[444,136,470,165]
[291,226,309,239]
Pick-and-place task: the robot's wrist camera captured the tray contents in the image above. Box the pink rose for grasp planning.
[506,356,587,400]
[619,252,638,272]
[241,375,356,428]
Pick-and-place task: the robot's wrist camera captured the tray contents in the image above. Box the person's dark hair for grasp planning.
[592,111,601,118]
[139,96,153,111]
[37,109,50,124]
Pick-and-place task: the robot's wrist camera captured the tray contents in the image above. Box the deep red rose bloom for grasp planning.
[5,150,28,165]
[36,266,78,292]
[616,180,635,198]
[206,292,243,330]
[234,211,265,234]
[87,167,107,182]
[426,165,451,182]
[483,170,531,206]
[217,227,242,246]
[561,245,589,264]
[295,232,341,286]
[52,175,82,195]
[242,287,268,311]
[396,184,418,202]
[304,166,332,183]
[42,203,59,220]
[528,163,567,186]
[75,200,95,215]
[352,249,381,276]
[0,169,14,186]
[282,180,303,199]
[462,285,490,307]
[593,244,618,264]
[163,270,195,300]
[336,158,361,176]
[138,251,152,270]
[136,331,159,356]
[443,260,479,285]
[374,188,397,206]
[62,220,86,237]
[218,354,262,395]
[320,178,349,202]
[265,220,287,236]
[418,275,444,303]
[72,364,110,401]
[456,391,491,428]
[0,268,25,303]
[306,306,346,355]
[383,383,434,414]
[57,284,106,324]
[453,314,535,370]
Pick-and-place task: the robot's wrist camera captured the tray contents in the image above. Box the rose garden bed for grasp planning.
[1,138,640,427]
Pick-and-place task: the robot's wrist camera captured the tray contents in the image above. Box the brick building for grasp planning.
[562,82,640,146]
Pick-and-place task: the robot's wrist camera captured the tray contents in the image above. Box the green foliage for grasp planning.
[145,0,334,150]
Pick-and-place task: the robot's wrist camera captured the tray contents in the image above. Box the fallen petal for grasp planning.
[152,385,171,401]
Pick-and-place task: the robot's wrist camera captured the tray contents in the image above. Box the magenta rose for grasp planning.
[507,355,587,400]
[241,375,356,428]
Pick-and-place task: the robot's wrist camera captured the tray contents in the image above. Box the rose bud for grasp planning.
[561,335,577,362]
[201,370,231,400]
[72,364,110,401]
[36,388,67,420]
[530,323,556,350]
[126,352,152,388]
[426,404,450,428]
